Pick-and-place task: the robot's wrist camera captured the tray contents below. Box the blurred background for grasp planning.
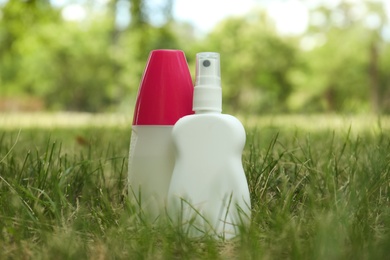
[0,0,389,114]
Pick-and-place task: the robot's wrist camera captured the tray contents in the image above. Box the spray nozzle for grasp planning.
[195,52,221,87]
[193,52,222,113]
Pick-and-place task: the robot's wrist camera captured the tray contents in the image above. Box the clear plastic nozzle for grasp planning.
[195,52,221,87]
[193,52,222,113]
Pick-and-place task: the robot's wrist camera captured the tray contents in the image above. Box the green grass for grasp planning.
[1,116,390,259]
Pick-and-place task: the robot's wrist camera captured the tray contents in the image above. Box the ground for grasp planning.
[1,113,390,259]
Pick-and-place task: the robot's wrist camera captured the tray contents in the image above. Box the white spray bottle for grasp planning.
[167,52,251,239]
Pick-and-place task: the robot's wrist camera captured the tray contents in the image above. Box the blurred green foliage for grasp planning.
[0,0,389,113]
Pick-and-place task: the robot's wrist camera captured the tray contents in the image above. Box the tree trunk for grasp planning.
[369,41,380,113]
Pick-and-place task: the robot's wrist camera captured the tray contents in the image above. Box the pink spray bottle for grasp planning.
[128,50,193,221]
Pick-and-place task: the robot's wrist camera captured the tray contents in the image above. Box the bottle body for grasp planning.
[167,114,251,239]
[127,49,194,220]
[128,125,174,220]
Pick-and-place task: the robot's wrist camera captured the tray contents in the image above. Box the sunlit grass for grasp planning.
[240,113,390,134]
[0,112,132,129]
[1,114,390,258]
[1,112,390,132]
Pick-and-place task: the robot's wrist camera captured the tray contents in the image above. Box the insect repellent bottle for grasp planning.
[167,52,251,239]
[128,50,193,221]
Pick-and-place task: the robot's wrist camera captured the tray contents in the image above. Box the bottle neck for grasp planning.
[195,109,221,114]
[192,85,222,113]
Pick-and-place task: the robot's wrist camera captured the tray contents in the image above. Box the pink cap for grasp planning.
[133,50,194,125]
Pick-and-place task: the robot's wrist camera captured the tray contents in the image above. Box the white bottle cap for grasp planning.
[193,52,222,113]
